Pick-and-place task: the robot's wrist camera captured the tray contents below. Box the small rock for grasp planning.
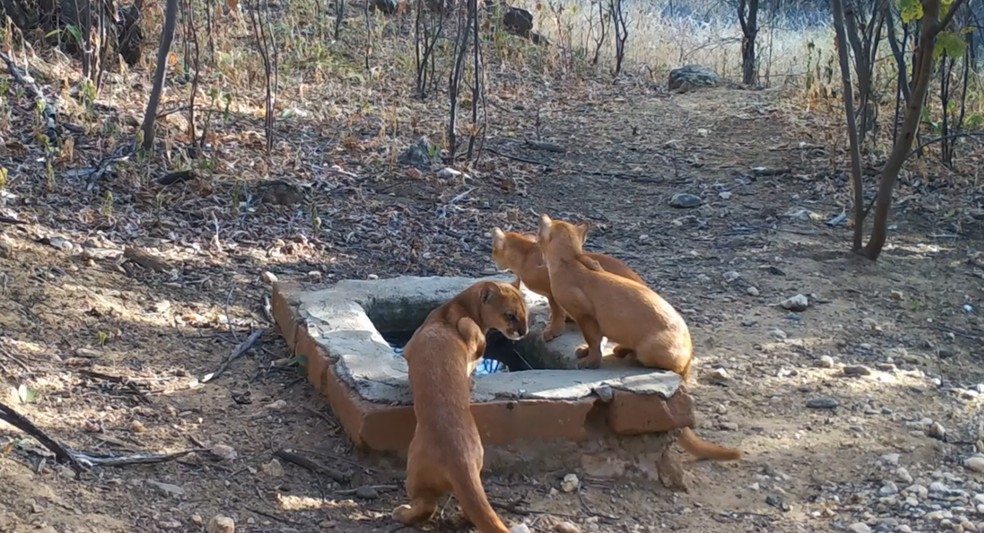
[746,286,760,296]
[806,397,839,410]
[355,486,379,499]
[145,480,185,498]
[207,515,235,533]
[781,294,809,312]
[701,368,730,385]
[130,420,146,433]
[669,193,702,208]
[437,167,469,180]
[210,444,238,461]
[817,355,835,368]
[399,136,436,169]
[842,365,872,377]
[591,385,613,403]
[880,453,901,466]
[927,421,947,441]
[560,473,579,493]
[261,271,278,284]
[880,481,899,495]
[510,525,532,533]
[896,467,914,484]
[265,399,288,411]
[719,191,732,200]
[553,521,581,533]
[848,523,872,533]
[261,459,284,478]
[723,271,740,283]
[307,270,322,280]
[964,455,984,474]
[771,329,788,340]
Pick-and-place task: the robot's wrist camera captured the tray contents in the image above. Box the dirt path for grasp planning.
[1,81,982,533]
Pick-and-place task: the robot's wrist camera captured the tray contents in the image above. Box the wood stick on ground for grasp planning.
[201,328,267,383]
[274,448,352,483]
[0,402,87,476]
[71,448,207,467]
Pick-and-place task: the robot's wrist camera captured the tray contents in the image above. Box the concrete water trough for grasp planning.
[271,275,696,473]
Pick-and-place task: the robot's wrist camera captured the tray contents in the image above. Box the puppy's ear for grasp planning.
[492,227,506,250]
[481,283,498,303]
[537,214,552,242]
[575,221,590,245]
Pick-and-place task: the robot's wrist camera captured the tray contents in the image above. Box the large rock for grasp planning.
[668,65,720,93]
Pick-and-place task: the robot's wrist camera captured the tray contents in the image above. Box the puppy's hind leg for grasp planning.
[393,448,449,525]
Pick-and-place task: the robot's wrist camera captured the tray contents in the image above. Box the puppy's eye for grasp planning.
[505,312,517,322]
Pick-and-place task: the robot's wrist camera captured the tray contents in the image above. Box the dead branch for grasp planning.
[201,328,267,383]
[0,402,87,476]
[274,448,352,483]
[0,51,59,142]
[71,448,207,467]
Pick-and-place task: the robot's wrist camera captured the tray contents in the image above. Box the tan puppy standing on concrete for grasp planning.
[535,214,742,462]
[392,280,532,533]
[491,228,645,342]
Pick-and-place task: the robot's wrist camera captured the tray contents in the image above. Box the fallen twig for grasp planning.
[77,369,154,405]
[71,448,207,467]
[247,507,303,526]
[0,402,86,476]
[201,328,267,383]
[274,448,352,483]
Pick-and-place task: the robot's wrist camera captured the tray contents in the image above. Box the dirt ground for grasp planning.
[1,72,983,533]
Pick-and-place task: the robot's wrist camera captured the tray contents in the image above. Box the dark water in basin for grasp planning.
[382,329,533,376]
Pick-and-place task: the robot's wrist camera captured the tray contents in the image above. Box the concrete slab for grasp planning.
[272,275,696,458]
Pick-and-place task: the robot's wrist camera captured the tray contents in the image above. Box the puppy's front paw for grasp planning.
[541,329,559,342]
[574,344,589,358]
[576,353,602,369]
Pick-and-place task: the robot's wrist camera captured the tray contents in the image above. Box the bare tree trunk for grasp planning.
[861,0,961,259]
[140,0,179,152]
[738,0,759,86]
[831,0,866,251]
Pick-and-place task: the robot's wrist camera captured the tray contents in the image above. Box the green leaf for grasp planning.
[934,31,966,59]
[898,0,923,23]
[65,24,84,46]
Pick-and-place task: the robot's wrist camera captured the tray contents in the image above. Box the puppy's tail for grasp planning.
[678,427,742,462]
[448,462,510,533]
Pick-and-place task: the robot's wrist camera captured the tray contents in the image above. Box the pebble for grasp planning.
[806,397,839,410]
[723,271,740,283]
[746,286,760,296]
[880,481,899,495]
[771,329,788,340]
[848,522,872,533]
[927,422,947,441]
[207,515,235,533]
[781,294,809,312]
[210,444,238,461]
[964,456,984,474]
[817,355,835,368]
[145,480,185,498]
[260,271,278,284]
[130,420,146,433]
[843,365,872,377]
[560,473,579,493]
[261,458,284,478]
[510,525,532,533]
[553,521,581,533]
[881,453,901,466]
[669,193,702,208]
[896,467,914,484]
[355,486,379,499]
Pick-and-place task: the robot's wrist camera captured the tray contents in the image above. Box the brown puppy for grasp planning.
[491,228,645,342]
[392,281,530,533]
[536,214,741,462]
